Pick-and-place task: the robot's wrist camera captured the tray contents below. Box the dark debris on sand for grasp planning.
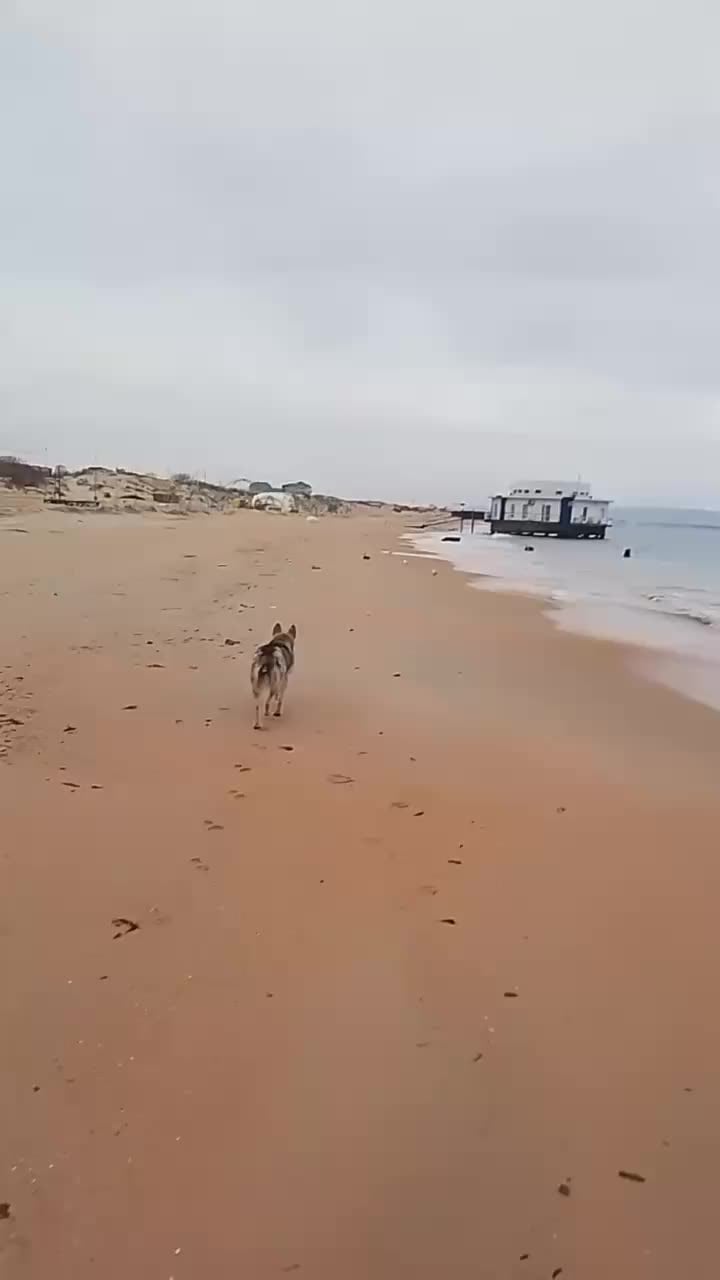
[112,918,140,940]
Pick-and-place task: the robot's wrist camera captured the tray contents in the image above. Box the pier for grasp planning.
[451,508,487,533]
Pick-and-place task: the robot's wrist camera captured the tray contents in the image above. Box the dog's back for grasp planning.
[251,622,296,728]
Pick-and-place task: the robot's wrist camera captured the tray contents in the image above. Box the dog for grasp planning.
[250,622,297,729]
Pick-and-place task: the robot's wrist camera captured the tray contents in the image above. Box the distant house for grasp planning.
[282,480,312,498]
[249,480,273,494]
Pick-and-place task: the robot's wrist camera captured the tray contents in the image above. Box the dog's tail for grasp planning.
[251,643,276,693]
[253,641,277,675]
[251,642,284,729]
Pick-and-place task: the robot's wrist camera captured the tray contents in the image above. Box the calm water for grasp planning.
[413,508,720,711]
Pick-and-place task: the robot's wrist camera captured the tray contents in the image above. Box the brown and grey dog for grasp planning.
[250,622,297,729]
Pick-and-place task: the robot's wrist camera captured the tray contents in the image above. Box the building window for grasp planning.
[582,505,588,520]
[508,503,515,518]
[541,504,551,522]
[521,503,529,519]
[556,489,562,495]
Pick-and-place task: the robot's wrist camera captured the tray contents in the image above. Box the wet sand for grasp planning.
[2,507,720,1278]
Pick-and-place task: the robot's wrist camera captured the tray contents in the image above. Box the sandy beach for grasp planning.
[2,505,720,1279]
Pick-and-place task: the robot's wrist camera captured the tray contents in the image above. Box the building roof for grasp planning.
[494,484,610,502]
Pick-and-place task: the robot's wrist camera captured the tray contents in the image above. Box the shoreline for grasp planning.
[2,507,720,1277]
[410,526,720,716]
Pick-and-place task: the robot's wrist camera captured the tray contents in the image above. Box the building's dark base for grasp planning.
[490,520,607,539]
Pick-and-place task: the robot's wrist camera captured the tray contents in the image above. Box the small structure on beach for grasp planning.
[282,480,312,497]
[489,481,611,539]
[251,490,297,514]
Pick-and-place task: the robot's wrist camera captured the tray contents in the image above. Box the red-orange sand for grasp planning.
[2,508,720,1278]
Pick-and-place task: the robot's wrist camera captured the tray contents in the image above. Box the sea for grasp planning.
[412,508,720,712]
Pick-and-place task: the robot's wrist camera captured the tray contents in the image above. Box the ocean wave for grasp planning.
[644,600,716,627]
[673,610,715,627]
[415,527,720,654]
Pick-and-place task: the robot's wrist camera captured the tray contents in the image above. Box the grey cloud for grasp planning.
[2,1,720,502]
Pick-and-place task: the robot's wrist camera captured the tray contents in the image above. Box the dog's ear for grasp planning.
[288,624,297,640]
[272,621,282,636]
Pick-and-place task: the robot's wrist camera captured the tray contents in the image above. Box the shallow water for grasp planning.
[413,508,720,712]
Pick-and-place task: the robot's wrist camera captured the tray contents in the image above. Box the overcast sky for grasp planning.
[3,0,720,503]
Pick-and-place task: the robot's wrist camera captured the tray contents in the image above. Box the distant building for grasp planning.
[489,481,611,539]
[248,480,273,494]
[282,480,312,497]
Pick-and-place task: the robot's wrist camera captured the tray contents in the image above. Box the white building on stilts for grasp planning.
[489,481,611,539]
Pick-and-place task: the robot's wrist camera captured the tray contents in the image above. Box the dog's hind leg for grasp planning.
[252,677,266,730]
[273,674,288,717]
